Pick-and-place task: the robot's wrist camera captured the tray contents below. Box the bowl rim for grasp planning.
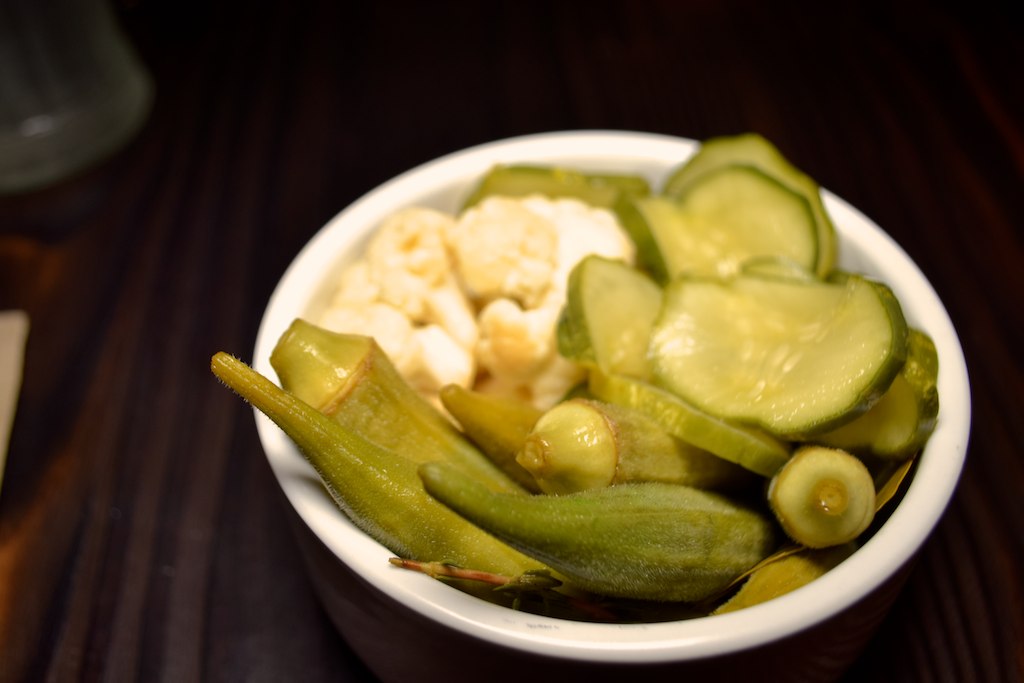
[251,130,971,663]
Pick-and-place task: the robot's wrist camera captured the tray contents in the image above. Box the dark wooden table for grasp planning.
[1,1,1021,681]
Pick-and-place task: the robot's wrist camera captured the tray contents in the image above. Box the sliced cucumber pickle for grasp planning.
[739,255,817,282]
[588,370,792,477]
[815,329,939,459]
[613,194,687,283]
[460,164,650,210]
[662,133,837,277]
[650,273,908,437]
[556,255,662,380]
[616,166,817,282]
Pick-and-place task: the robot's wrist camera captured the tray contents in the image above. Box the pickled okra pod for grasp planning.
[768,445,876,548]
[271,319,523,494]
[517,398,752,494]
[210,352,543,576]
[419,462,777,603]
[439,383,544,493]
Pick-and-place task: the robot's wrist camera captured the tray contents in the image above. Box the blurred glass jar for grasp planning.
[0,0,153,194]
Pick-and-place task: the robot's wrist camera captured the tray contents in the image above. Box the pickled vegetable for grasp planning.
[714,544,856,614]
[618,166,818,281]
[272,319,523,494]
[439,383,544,492]
[815,329,939,459]
[650,273,908,437]
[768,446,876,548]
[210,352,543,576]
[589,370,792,477]
[461,164,650,210]
[419,462,777,602]
[662,133,837,277]
[517,398,752,494]
[556,254,662,380]
[218,135,946,620]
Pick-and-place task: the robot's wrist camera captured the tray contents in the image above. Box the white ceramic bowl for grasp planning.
[252,131,971,682]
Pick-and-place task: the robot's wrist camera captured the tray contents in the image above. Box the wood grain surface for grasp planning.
[1,1,1021,681]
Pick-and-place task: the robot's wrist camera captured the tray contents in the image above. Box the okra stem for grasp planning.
[767,445,876,548]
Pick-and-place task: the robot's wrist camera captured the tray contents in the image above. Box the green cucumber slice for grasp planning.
[613,194,684,283]
[460,164,650,210]
[650,273,908,437]
[814,329,939,459]
[615,166,818,282]
[739,255,817,282]
[556,255,662,380]
[588,370,792,477]
[662,133,837,277]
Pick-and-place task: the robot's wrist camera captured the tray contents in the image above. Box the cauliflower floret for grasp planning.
[326,261,380,307]
[405,325,475,395]
[448,197,558,309]
[476,298,559,382]
[319,305,474,399]
[317,207,481,405]
[455,196,635,408]
[366,207,454,318]
[318,301,416,374]
[326,206,479,351]
[474,310,586,410]
[474,298,589,410]
[520,195,636,289]
[365,207,479,350]
[423,283,478,352]
[527,354,588,409]
[316,193,636,411]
